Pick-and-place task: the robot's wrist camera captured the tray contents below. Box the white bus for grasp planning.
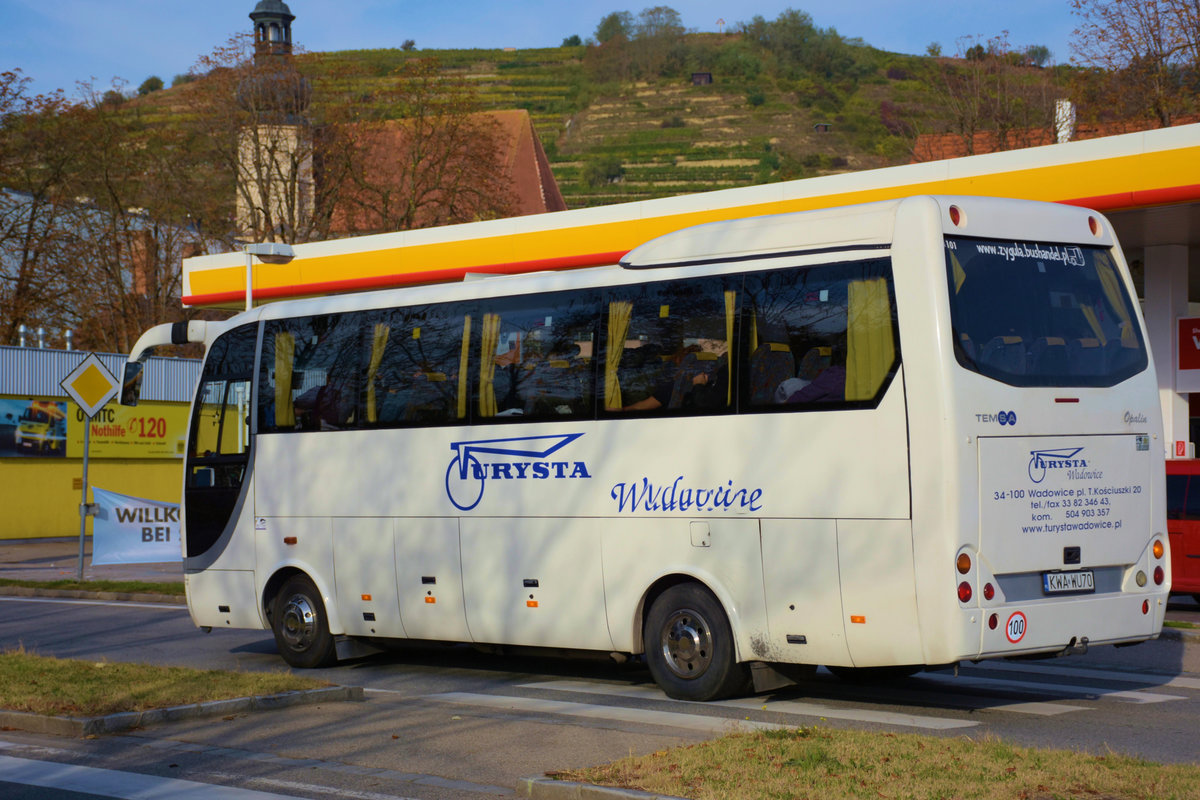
[123,195,1170,701]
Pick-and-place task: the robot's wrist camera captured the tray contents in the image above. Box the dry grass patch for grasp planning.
[0,650,329,717]
[0,578,185,596]
[555,727,1199,800]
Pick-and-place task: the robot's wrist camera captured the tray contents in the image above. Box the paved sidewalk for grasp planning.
[0,536,182,584]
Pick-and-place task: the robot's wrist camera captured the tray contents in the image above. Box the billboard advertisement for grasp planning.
[0,397,188,459]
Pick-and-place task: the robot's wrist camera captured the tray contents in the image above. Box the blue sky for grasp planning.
[2,1,1079,99]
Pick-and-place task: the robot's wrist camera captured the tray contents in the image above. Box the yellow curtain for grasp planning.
[604,301,632,411]
[846,278,894,401]
[457,315,472,420]
[365,323,389,423]
[724,290,736,406]
[1080,305,1106,346]
[273,331,295,428]
[950,250,967,294]
[1093,252,1137,347]
[479,313,500,417]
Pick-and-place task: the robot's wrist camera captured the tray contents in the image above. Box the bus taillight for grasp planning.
[956,553,971,574]
[1154,566,1164,585]
[983,582,995,601]
[1153,539,1164,559]
[957,581,972,603]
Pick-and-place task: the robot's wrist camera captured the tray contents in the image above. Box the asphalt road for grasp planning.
[0,593,1198,799]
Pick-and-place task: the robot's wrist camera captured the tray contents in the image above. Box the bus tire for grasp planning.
[271,574,336,669]
[644,583,750,701]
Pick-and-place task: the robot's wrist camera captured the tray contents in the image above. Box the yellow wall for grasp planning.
[0,458,183,540]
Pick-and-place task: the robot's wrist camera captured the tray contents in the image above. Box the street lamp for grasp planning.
[243,242,295,311]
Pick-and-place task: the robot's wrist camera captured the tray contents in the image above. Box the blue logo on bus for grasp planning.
[1027,447,1086,483]
[445,433,590,511]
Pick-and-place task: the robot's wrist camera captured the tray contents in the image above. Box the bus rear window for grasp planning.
[945,237,1147,387]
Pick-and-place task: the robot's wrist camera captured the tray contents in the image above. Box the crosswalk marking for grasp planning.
[972,660,1200,691]
[365,657,1196,737]
[421,691,796,734]
[913,670,1186,704]
[515,681,978,730]
[0,754,303,800]
[807,668,1091,716]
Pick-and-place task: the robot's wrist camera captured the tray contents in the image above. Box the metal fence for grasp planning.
[0,346,201,403]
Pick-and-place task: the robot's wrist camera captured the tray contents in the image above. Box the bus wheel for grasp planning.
[271,575,336,669]
[827,665,921,683]
[644,583,749,701]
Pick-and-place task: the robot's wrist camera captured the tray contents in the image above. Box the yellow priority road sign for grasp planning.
[60,353,120,419]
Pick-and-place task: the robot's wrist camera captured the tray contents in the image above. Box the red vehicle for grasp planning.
[1164,459,1200,601]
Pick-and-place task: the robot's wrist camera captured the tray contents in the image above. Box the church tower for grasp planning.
[237,0,313,243]
[250,0,295,62]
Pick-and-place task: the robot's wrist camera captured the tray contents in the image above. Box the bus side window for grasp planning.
[474,290,597,422]
[743,259,897,410]
[603,276,737,415]
[260,314,362,432]
[371,304,473,427]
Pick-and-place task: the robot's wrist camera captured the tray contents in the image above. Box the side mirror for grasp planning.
[120,362,144,407]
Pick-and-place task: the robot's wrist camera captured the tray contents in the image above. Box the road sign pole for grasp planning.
[60,352,120,583]
[77,422,91,581]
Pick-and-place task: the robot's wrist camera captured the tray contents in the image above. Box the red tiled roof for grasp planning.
[911,115,1200,162]
[331,109,565,234]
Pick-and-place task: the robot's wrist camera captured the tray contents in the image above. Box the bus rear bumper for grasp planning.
[955,591,1167,662]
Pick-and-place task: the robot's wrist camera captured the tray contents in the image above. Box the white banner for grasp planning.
[91,487,182,565]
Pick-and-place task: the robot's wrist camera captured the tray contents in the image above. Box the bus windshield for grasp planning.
[945,236,1147,387]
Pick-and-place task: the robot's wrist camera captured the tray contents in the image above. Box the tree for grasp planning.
[634,6,683,39]
[926,34,1063,157]
[741,9,859,81]
[595,11,634,44]
[181,35,355,245]
[581,154,624,187]
[1023,45,1053,67]
[331,58,517,234]
[51,82,210,352]
[1,70,210,351]
[401,39,416,51]
[0,70,86,346]
[1070,0,1200,125]
[562,34,582,47]
[631,6,686,76]
[137,75,164,95]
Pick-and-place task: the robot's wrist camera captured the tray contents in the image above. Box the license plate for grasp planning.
[1043,570,1095,594]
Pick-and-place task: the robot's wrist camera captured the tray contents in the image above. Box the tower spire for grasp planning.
[249,0,295,62]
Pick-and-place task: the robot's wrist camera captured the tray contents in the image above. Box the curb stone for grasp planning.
[517,777,689,800]
[0,686,363,737]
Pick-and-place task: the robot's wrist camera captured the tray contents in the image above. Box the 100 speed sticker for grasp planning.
[1005,611,1028,644]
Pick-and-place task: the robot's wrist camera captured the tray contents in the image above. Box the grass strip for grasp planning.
[1163,619,1198,630]
[555,727,1200,800]
[0,650,328,717]
[0,578,185,596]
